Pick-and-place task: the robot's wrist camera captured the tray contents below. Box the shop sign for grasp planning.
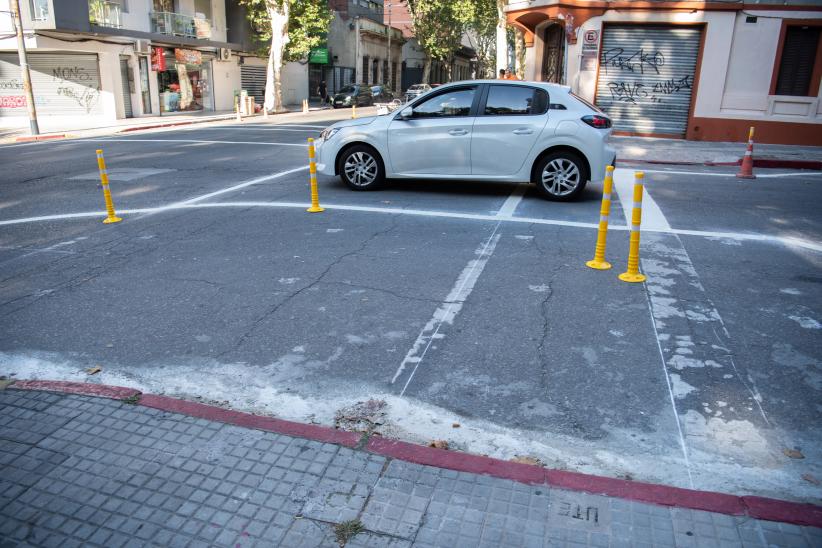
[308,48,329,64]
[151,47,166,71]
[175,48,202,66]
[194,18,211,40]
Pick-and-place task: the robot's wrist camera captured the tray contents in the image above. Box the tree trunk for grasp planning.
[264,2,289,113]
[422,57,431,84]
[444,56,453,82]
[514,29,525,80]
[495,0,508,74]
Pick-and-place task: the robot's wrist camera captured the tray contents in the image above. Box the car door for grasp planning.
[387,85,479,176]
[470,84,549,176]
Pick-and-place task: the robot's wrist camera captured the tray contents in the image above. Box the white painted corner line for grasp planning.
[496,184,528,217]
[393,226,503,396]
[613,168,671,231]
[637,168,822,179]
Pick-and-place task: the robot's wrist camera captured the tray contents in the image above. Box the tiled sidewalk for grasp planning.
[0,389,819,547]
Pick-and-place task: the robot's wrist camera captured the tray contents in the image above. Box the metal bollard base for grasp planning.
[103,216,123,224]
[306,206,325,213]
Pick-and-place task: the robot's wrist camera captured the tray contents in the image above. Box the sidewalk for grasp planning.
[610,135,822,169]
[1,383,819,547]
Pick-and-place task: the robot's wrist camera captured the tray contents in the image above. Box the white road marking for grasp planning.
[392,228,503,396]
[613,168,671,231]
[189,127,321,133]
[93,138,308,147]
[2,199,821,254]
[637,169,822,178]
[496,184,528,217]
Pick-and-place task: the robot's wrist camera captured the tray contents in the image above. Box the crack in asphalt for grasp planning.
[320,280,440,304]
[216,215,400,358]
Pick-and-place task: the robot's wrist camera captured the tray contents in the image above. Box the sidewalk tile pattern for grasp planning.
[0,390,819,547]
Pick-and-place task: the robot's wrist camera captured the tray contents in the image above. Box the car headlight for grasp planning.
[320,127,340,141]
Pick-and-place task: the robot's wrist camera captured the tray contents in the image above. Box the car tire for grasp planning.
[533,151,588,201]
[338,145,385,191]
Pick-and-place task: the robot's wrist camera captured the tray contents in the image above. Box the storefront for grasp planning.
[152,47,214,114]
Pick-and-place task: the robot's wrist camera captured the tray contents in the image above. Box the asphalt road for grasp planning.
[1,112,820,503]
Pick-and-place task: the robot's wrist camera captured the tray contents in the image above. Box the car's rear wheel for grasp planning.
[339,145,384,191]
[534,151,588,201]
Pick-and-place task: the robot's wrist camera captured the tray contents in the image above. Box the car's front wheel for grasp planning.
[533,151,588,201]
[339,145,385,191]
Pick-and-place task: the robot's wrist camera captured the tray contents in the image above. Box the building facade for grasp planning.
[506,0,822,145]
[0,0,310,132]
[322,0,404,96]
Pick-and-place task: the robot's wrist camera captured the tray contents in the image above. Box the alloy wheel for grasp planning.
[344,151,378,187]
[541,158,581,197]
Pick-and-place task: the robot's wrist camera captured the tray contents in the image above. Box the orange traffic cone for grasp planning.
[737,126,756,179]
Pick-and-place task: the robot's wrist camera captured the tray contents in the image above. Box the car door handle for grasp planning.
[513,128,534,135]
[448,129,468,136]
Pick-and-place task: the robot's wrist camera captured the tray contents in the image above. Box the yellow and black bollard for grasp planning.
[306,138,324,213]
[618,171,646,283]
[586,165,615,270]
[96,149,122,224]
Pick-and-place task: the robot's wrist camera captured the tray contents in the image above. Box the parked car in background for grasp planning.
[332,85,373,108]
[315,81,616,201]
[371,85,395,102]
[403,83,431,103]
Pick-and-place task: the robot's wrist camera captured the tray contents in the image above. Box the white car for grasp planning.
[315,80,616,201]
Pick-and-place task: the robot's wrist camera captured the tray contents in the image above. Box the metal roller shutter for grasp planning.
[241,65,266,104]
[0,53,103,117]
[595,25,701,137]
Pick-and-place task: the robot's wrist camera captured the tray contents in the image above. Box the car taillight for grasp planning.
[581,115,612,129]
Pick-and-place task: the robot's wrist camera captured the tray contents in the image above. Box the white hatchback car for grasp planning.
[315,80,616,201]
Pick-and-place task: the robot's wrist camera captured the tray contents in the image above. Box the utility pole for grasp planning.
[386,3,392,88]
[11,0,39,135]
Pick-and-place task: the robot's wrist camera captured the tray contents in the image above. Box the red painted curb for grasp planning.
[7,381,821,528]
[15,134,67,143]
[138,394,360,448]
[367,437,546,485]
[752,158,822,171]
[10,380,139,400]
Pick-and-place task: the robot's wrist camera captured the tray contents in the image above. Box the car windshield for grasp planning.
[570,91,603,113]
[338,86,356,94]
[409,85,428,91]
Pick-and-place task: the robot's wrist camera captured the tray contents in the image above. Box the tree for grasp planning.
[239,0,332,112]
[466,0,498,79]
[495,0,508,74]
[406,0,475,84]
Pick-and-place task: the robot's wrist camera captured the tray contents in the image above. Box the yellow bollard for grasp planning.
[306,138,324,213]
[618,171,646,283]
[351,104,356,119]
[235,102,242,122]
[586,165,615,270]
[95,149,122,224]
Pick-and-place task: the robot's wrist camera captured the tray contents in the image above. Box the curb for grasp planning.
[117,115,237,134]
[14,133,68,143]
[7,380,822,528]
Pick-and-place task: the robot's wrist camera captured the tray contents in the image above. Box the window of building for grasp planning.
[391,61,397,89]
[412,87,476,118]
[30,0,49,20]
[362,56,369,84]
[774,25,821,96]
[372,58,379,84]
[484,85,548,116]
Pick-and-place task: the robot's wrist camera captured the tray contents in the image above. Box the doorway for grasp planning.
[119,58,133,118]
[541,23,565,84]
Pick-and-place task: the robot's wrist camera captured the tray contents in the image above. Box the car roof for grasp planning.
[438,80,570,92]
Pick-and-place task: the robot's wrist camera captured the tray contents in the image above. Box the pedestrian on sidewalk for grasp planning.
[318,80,328,106]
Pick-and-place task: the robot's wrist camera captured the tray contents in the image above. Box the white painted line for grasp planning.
[95,138,308,147]
[643,287,694,488]
[393,228,503,396]
[613,168,671,231]
[496,184,528,217]
[2,198,821,254]
[637,169,822,178]
[190,127,321,132]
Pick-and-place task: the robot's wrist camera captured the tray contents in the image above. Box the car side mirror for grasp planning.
[399,107,413,120]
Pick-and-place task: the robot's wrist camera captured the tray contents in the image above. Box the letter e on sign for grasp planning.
[584,30,599,45]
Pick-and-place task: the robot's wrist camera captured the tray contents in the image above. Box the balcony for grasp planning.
[150,11,212,40]
[89,1,122,29]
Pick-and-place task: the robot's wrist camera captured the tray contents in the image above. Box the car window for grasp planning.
[412,87,476,118]
[484,85,548,115]
[339,86,356,94]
